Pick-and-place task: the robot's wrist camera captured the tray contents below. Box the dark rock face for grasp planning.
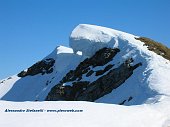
[75,62,141,101]
[18,58,55,77]
[88,47,120,67]
[46,48,142,101]
[60,47,120,84]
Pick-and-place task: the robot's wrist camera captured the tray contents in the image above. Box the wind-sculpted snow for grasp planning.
[70,24,140,57]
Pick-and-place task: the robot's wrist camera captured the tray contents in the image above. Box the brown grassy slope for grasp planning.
[135,37,170,61]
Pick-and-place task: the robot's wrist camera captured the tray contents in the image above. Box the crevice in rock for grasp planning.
[95,64,114,76]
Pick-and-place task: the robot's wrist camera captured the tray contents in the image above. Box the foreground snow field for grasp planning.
[0,100,170,127]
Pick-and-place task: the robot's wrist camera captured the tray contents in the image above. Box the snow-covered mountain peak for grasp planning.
[69,24,143,57]
[70,24,135,40]
[1,24,170,103]
[70,24,115,41]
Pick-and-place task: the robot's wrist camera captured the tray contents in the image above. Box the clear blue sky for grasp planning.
[0,0,170,79]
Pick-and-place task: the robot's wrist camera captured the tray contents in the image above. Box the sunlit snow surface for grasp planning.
[0,100,170,127]
[0,24,170,127]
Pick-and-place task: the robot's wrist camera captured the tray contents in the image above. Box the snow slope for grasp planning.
[0,100,170,127]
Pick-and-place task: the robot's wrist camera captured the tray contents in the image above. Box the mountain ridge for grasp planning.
[0,24,170,106]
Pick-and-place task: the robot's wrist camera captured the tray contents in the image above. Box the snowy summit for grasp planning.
[70,24,138,57]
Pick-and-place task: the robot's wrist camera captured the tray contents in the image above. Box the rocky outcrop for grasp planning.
[135,37,170,61]
[60,47,120,84]
[46,48,142,101]
[74,62,142,101]
[18,58,55,77]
